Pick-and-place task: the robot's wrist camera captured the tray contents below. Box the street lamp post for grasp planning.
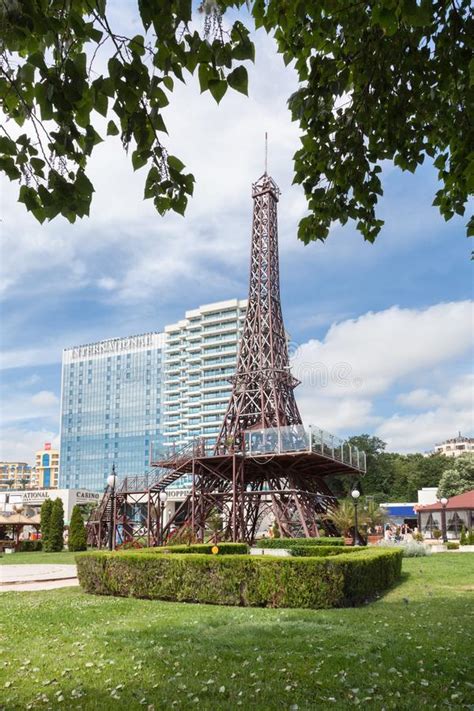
[440,497,448,543]
[107,466,117,551]
[351,488,364,546]
[159,491,168,545]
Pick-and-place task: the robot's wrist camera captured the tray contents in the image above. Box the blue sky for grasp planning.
[0,9,472,462]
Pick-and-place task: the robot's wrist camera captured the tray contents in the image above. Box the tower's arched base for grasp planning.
[159,451,356,544]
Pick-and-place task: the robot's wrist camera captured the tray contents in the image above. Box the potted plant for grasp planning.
[364,501,386,543]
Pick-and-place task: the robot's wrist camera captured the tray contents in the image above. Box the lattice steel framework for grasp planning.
[215,174,301,454]
[88,170,364,548]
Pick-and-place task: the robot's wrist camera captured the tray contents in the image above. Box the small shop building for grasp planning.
[415,489,474,539]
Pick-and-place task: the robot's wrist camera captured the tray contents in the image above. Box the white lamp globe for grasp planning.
[159,491,168,504]
[107,474,117,489]
[440,497,448,506]
[351,489,361,500]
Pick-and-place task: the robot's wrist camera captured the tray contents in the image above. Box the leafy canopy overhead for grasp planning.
[0,0,472,243]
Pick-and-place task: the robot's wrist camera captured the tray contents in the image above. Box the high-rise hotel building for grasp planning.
[163,299,247,450]
[59,300,246,491]
[59,333,165,491]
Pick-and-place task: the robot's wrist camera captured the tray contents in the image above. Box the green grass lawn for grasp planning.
[0,554,472,710]
[0,550,79,566]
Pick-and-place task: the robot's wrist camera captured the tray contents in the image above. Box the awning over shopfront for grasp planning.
[382,504,417,517]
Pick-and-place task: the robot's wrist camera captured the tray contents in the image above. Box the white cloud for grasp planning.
[375,403,473,453]
[292,300,473,399]
[380,374,474,451]
[0,426,59,464]
[0,390,59,425]
[0,24,304,308]
[397,388,443,409]
[31,390,59,408]
[291,301,473,450]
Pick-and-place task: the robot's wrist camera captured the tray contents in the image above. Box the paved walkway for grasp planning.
[0,564,79,592]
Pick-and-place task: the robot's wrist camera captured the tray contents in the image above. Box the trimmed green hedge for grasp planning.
[288,545,365,557]
[76,548,402,609]
[18,540,42,552]
[159,543,249,555]
[256,537,344,549]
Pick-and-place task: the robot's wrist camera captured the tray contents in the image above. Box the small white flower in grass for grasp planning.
[420,680,429,686]
[4,681,12,688]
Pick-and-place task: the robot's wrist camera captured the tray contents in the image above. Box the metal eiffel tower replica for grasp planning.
[215,170,301,453]
[88,151,366,549]
[149,157,365,543]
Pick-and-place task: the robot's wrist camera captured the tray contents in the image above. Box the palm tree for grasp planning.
[324,500,358,536]
[363,501,387,532]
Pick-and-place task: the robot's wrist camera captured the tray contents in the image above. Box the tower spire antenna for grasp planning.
[264,131,268,175]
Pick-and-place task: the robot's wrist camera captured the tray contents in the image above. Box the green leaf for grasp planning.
[208,79,228,104]
[467,216,474,238]
[371,7,398,35]
[129,35,145,57]
[198,64,211,93]
[107,120,120,136]
[132,149,150,171]
[168,155,185,172]
[95,91,108,117]
[227,66,248,96]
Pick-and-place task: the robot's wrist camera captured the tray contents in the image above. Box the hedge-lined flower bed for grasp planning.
[158,543,249,555]
[256,537,344,549]
[76,548,402,609]
[288,545,366,557]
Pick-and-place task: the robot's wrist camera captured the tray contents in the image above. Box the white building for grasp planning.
[0,488,101,525]
[162,299,247,451]
[434,433,474,458]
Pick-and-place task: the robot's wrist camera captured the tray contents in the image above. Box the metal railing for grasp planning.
[243,424,366,472]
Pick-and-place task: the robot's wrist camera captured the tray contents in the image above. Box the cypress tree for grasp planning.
[48,498,65,552]
[68,505,87,551]
[40,498,53,551]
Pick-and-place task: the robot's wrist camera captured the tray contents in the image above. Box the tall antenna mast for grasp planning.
[264,131,268,174]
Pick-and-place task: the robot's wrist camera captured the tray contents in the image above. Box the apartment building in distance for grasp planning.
[0,462,33,490]
[32,442,60,488]
[434,432,474,458]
